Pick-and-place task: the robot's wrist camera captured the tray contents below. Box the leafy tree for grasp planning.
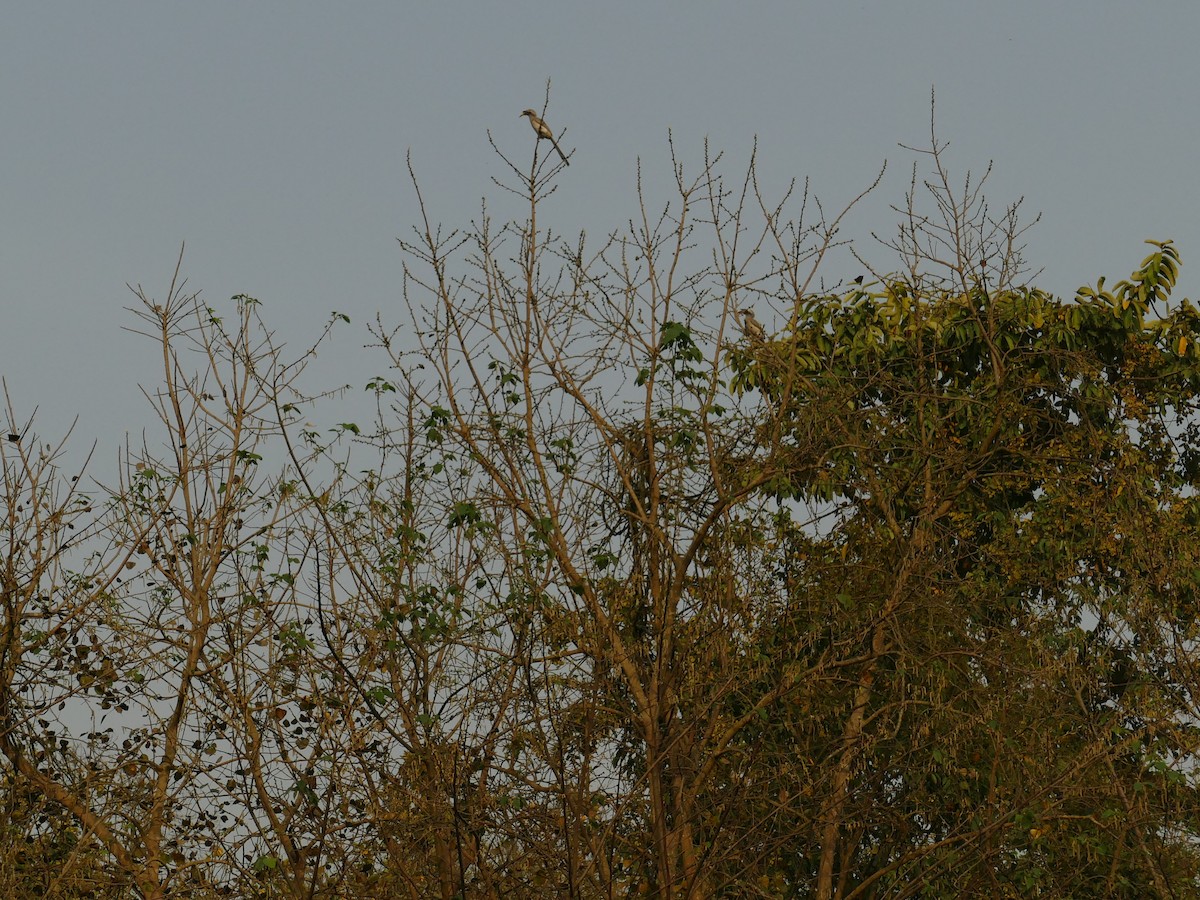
[724,229,1200,897]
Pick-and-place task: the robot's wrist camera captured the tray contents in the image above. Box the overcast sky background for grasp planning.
[3,3,1197,458]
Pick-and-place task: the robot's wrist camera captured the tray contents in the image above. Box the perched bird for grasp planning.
[737,308,767,342]
[520,109,570,165]
[849,275,867,302]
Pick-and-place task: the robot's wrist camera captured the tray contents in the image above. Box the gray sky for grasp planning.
[3,3,1197,451]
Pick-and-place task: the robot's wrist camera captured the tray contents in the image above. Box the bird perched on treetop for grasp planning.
[737,308,766,342]
[520,109,570,165]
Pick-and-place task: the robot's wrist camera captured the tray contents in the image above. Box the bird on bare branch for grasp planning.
[520,109,570,165]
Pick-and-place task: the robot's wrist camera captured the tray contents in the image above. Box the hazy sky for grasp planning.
[3,3,1197,452]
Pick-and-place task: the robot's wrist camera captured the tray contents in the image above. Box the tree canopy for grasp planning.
[3,136,1200,899]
